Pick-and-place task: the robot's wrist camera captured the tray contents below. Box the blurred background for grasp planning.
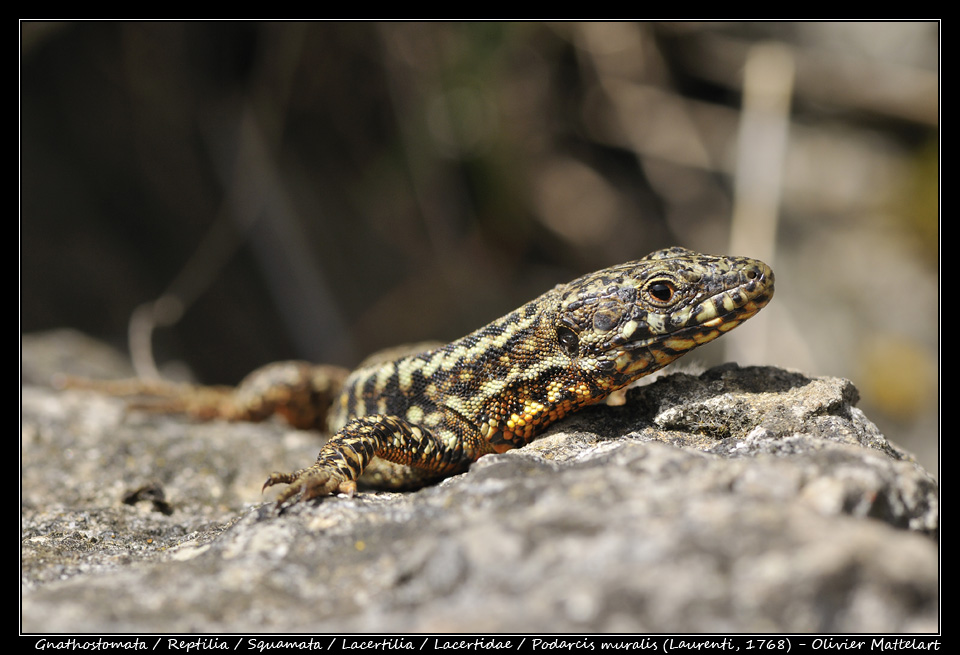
[20,22,938,472]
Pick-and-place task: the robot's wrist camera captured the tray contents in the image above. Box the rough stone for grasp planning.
[20,331,938,633]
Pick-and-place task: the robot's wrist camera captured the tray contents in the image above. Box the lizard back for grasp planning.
[328,247,774,463]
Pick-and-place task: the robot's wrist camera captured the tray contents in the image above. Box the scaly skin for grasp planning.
[60,247,774,508]
[262,247,774,507]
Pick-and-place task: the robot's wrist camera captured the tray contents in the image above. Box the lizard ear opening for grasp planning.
[556,325,580,358]
[592,300,624,332]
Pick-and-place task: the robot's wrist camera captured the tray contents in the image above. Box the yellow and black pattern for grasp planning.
[264,247,775,507]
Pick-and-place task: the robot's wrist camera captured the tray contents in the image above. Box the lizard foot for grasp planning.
[262,467,358,508]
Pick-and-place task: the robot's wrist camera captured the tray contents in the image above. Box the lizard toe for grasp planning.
[264,466,350,508]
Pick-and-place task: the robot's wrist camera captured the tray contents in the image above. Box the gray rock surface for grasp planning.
[21,331,938,633]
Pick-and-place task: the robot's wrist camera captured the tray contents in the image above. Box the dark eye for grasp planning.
[556,326,580,357]
[646,280,676,304]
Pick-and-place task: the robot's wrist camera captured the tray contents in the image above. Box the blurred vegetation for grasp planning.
[20,22,938,470]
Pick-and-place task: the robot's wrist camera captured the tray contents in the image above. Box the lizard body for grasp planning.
[263,247,774,506]
[61,247,774,508]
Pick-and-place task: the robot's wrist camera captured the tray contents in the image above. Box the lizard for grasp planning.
[61,247,774,508]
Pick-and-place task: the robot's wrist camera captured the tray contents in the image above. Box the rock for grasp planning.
[20,332,938,632]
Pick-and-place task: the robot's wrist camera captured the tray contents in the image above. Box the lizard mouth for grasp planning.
[671,259,774,331]
[605,259,774,377]
[620,259,774,351]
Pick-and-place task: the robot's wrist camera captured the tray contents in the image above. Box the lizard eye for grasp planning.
[556,326,580,357]
[645,280,677,304]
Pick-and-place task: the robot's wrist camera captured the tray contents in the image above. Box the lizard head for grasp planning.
[554,247,775,388]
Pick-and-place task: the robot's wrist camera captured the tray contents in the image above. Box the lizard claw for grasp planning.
[262,467,357,508]
[262,470,303,493]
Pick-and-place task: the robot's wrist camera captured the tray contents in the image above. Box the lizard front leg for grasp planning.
[263,414,490,507]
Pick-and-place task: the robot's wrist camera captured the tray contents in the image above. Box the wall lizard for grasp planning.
[63,247,774,508]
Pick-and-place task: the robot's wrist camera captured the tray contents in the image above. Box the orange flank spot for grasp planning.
[566,382,590,400]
